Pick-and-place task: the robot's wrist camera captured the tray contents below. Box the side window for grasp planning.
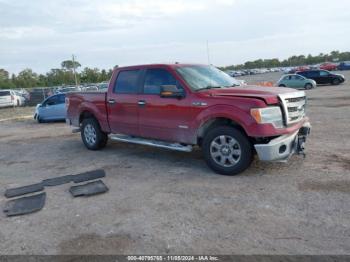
[45,96,59,106]
[295,75,303,80]
[114,70,140,94]
[143,68,178,95]
[58,95,66,104]
[320,71,329,76]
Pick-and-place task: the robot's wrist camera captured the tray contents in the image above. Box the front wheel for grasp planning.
[81,118,108,150]
[202,126,253,176]
[304,83,313,90]
[332,79,340,85]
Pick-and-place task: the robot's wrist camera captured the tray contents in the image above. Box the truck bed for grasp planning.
[66,91,110,132]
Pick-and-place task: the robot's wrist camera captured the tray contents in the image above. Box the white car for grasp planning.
[13,91,26,106]
[0,90,25,108]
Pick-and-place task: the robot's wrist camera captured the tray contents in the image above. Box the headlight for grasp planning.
[250,106,284,128]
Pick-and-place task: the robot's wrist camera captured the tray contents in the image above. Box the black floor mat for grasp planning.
[72,169,106,183]
[3,192,46,216]
[4,182,44,198]
[42,175,72,186]
[69,180,108,197]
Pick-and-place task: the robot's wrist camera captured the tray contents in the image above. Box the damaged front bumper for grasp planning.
[254,122,311,162]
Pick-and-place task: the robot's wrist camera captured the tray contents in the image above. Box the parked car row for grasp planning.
[0,90,26,108]
[288,61,350,74]
[226,68,284,77]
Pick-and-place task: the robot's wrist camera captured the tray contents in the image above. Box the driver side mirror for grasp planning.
[160,85,185,99]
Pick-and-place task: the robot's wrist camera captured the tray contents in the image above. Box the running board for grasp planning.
[109,134,193,152]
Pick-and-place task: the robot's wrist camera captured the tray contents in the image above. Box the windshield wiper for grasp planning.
[195,86,223,91]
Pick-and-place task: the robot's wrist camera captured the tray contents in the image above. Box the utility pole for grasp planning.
[206,40,211,65]
[72,54,78,87]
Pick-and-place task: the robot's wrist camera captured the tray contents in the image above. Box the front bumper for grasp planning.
[254,122,311,161]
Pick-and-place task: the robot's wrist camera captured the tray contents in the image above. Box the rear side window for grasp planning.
[320,71,329,76]
[114,70,140,94]
[0,91,11,96]
[143,68,178,94]
[309,71,320,77]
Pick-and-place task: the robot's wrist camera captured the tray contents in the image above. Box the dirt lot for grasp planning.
[0,72,350,255]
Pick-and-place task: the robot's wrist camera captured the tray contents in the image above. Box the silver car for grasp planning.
[34,94,66,123]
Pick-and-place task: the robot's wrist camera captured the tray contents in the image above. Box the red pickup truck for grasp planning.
[66,64,311,175]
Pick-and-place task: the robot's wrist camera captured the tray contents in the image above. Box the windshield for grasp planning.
[176,65,240,91]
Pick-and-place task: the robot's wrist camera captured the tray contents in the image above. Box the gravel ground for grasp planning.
[0,106,35,121]
[0,71,349,255]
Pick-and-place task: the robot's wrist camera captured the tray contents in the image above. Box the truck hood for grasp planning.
[200,85,297,105]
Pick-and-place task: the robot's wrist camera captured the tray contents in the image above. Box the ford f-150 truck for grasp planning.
[66,64,311,175]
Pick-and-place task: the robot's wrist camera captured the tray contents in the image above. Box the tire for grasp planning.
[202,126,253,176]
[304,83,313,90]
[36,115,43,123]
[17,100,20,106]
[81,118,108,150]
[278,84,286,87]
[332,79,340,85]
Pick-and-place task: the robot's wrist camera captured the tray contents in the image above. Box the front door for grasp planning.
[137,68,193,143]
[319,70,331,84]
[107,69,142,136]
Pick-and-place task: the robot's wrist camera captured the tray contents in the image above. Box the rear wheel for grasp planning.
[279,84,286,87]
[81,118,108,150]
[202,126,253,176]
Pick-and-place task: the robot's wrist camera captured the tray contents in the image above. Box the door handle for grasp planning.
[138,100,146,106]
[108,99,116,105]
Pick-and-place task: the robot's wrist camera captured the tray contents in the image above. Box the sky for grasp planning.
[1,0,350,74]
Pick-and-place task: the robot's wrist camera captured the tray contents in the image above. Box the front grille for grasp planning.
[279,92,306,125]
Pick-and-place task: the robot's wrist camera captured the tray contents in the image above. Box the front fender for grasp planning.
[192,104,257,137]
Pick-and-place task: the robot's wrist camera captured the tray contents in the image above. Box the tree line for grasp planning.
[1,50,350,89]
[220,50,350,71]
[0,60,114,89]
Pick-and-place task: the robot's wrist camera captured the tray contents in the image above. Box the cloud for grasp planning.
[1,0,350,74]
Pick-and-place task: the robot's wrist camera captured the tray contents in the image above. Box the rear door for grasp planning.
[107,69,141,136]
[138,67,192,143]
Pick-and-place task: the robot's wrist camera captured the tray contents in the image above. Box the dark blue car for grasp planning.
[338,61,350,71]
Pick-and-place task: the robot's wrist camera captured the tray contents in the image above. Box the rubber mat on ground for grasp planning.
[42,175,73,186]
[3,192,46,216]
[4,183,44,198]
[72,169,106,183]
[69,180,108,197]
